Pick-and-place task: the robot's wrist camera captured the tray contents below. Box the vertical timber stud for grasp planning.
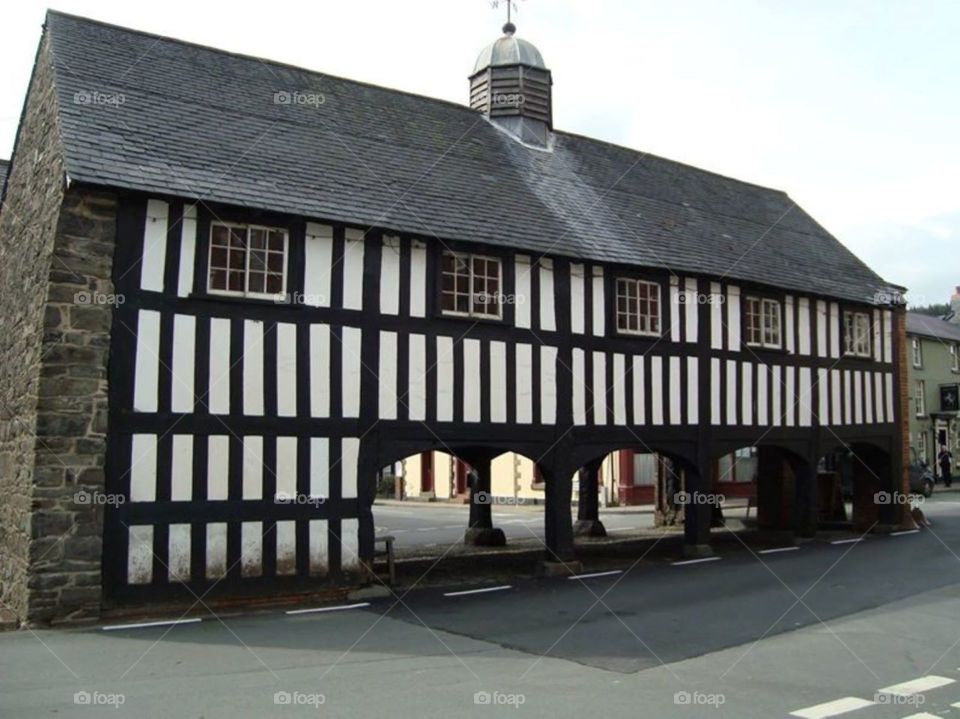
[540,257,579,572]
[464,454,506,546]
[574,458,606,537]
[356,229,383,578]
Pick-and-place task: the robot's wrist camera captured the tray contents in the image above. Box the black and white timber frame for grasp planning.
[103,191,903,601]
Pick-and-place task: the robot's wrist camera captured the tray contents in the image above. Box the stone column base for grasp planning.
[682,543,714,559]
[536,560,583,577]
[573,519,607,537]
[464,527,507,546]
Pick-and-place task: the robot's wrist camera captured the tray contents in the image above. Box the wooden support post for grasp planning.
[542,461,577,565]
[682,461,713,558]
[791,458,818,539]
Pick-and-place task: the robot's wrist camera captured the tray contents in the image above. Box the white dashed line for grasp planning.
[568,570,623,580]
[890,529,920,536]
[286,602,371,615]
[671,556,722,566]
[102,618,202,631]
[900,713,940,719]
[788,696,875,718]
[831,538,864,545]
[443,585,512,597]
[878,675,955,696]
[759,546,799,555]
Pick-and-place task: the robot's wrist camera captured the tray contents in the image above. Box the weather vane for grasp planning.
[490,0,525,31]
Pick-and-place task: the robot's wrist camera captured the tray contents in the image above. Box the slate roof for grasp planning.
[39,10,897,304]
[907,312,960,343]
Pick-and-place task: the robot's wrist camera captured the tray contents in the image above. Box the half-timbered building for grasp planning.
[0,12,907,622]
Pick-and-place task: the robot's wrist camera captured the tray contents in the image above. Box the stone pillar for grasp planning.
[682,463,713,558]
[574,459,606,537]
[464,457,506,546]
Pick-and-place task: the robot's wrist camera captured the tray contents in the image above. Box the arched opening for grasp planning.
[817,440,901,533]
[365,447,555,582]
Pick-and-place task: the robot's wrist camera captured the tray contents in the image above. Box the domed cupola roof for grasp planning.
[473,23,546,73]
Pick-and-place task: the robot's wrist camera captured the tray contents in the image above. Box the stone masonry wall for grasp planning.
[0,29,118,625]
[29,188,116,624]
[0,33,67,624]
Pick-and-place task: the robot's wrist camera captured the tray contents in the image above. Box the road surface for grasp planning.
[2,494,960,718]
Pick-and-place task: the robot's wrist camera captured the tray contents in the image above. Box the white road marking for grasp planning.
[415,528,433,532]
[890,529,920,536]
[568,570,623,580]
[831,538,864,545]
[672,556,722,566]
[900,713,940,719]
[442,525,463,529]
[788,696,875,718]
[759,546,799,555]
[878,675,955,696]
[443,585,512,597]
[102,618,202,631]
[286,602,371,615]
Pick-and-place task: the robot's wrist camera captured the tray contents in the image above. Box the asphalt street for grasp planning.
[3,494,960,718]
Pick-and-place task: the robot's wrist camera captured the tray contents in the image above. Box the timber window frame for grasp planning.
[916,379,926,417]
[843,310,872,358]
[951,343,959,373]
[744,296,783,349]
[912,337,924,368]
[206,221,289,300]
[440,251,503,320]
[615,277,662,336]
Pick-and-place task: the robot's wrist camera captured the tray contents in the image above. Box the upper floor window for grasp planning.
[843,311,872,357]
[917,431,928,464]
[745,297,782,349]
[912,337,923,368]
[440,251,502,319]
[952,343,959,372]
[616,278,661,336]
[207,222,288,299]
[916,379,926,417]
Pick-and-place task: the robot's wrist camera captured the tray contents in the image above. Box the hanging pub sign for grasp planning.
[941,384,960,412]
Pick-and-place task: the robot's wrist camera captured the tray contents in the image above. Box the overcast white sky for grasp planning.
[1,0,957,306]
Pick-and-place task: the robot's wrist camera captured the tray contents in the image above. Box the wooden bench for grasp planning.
[374,534,396,586]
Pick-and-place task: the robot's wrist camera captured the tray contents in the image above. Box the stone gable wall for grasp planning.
[0,33,67,624]
[0,30,118,625]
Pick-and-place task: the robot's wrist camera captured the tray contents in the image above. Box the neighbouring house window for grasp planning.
[843,311,872,357]
[952,343,959,372]
[912,337,923,368]
[207,222,288,298]
[616,278,661,335]
[916,379,926,417]
[745,297,782,348]
[440,251,502,319]
[917,432,928,464]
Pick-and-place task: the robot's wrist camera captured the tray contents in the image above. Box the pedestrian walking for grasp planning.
[939,445,954,488]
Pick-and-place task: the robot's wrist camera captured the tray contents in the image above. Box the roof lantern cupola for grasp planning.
[469,20,553,148]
